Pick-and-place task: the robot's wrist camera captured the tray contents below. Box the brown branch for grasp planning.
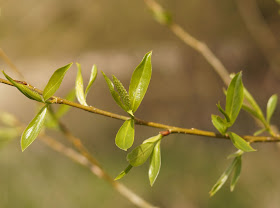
[40,135,157,208]
[142,0,280,137]
[0,49,25,80]
[0,50,156,208]
[0,77,279,143]
[143,0,231,86]
[1,112,156,208]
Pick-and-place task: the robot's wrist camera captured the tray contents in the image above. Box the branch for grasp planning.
[143,0,231,86]
[3,112,156,208]
[0,77,279,143]
[0,49,25,80]
[40,135,156,208]
[0,49,156,207]
[142,0,280,138]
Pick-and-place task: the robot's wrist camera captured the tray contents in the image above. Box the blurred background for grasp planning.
[1,0,280,207]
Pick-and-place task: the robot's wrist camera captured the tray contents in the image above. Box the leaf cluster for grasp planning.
[210,72,278,196]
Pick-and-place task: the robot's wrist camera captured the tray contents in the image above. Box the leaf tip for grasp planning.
[21,139,28,152]
[146,51,153,58]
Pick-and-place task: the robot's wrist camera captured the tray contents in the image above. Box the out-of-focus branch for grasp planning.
[142,0,280,136]
[0,112,156,208]
[235,0,280,78]
[0,51,156,208]
[143,0,231,85]
[40,135,157,208]
[0,49,25,80]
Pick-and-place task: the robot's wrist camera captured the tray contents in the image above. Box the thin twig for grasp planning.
[0,77,279,143]
[0,48,25,80]
[0,52,156,208]
[143,0,231,85]
[142,0,279,136]
[40,135,157,208]
[1,112,156,208]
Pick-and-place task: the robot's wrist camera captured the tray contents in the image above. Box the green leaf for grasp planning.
[115,164,133,180]
[211,115,228,135]
[115,119,135,151]
[113,75,131,110]
[266,94,278,124]
[43,63,72,101]
[3,71,43,102]
[127,142,155,167]
[21,105,48,151]
[75,63,87,106]
[209,157,238,197]
[227,150,243,159]
[217,102,230,123]
[230,156,242,192]
[56,88,76,118]
[243,88,265,123]
[85,64,98,97]
[102,71,130,112]
[225,72,244,125]
[242,104,264,122]
[129,51,152,113]
[228,132,256,152]
[143,134,163,144]
[253,128,266,136]
[149,140,161,186]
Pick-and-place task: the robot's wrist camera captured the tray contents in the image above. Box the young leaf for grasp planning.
[85,64,98,97]
[209,157,238,197]
[129,51,152,113]
[242,104,264,122]
[243,88,265,123]
[253,128,266,136]
[115,164,133,180]
[230,156,242,192]
[75,63,87,106]
[56,88,76,118]
[228,132,256,152]
[227,150,243,159]
[211,115,228,135]
[127,142,155,167]
[266,94,278,124]
[3,71,43,102]
[21,105,48,151]
[43,63,72,101]
[113,75,131,110]
[149,140,161,186]
[217,102,230,122]
[115,119,135,151]
[102,71,130,112]
[225,72,244,125]
[143,134,163,144]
